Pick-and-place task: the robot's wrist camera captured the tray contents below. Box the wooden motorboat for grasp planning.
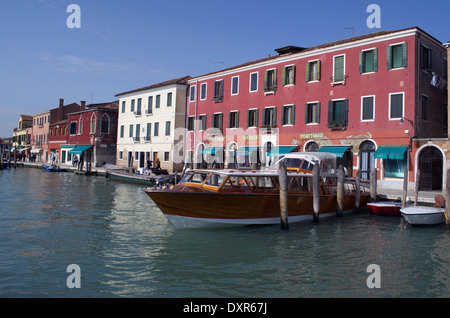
[143,153,371,228]
[367,201,403,215]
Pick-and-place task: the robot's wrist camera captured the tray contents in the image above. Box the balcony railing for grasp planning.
[330,75,348,86]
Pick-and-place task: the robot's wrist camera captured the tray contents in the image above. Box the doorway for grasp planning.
[360,141,375,180]
[418,146,443,191]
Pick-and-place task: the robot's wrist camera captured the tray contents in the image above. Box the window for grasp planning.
[389,93,404,119]
[78,117,83,134]
[165,121,171,136]
[228,111,239,128]
[154,122,159,136]
[420,45,432,70]
[387,43,408,69]
[146,123,151,141]
[250,72,258,92]
[120,125,124,138]
[360,49,378,73]
[200,83,207,100]
[69,122,77,135]
[147,96,153,115]
[198,115,207,130]
[121,101,125,113]
[187,116,195,131]
[306,60,321,82]
[136,98,142,115]
[129,124,133,137]
[305,102,321,124]
[119,151,123,160]
[247,109,258,127]
[332,55,345,84]
[167,92,172,107]
[231,76,239,95]
[361,96,375,121]
[327,99,349,128]
[155,95,161,108]
[164,152,170,162]
[101,115,109,134]
[212,113,223,130]
[262,107,276,127]
[90,114,96,133]
[384,153,407,178]
[130,99,135,112]
[422,95,428,120]
[213,80,224,102]
[264,69,277,92]
[282,65,296,85]
[281,105,295,125]
[189,86,195,102]
[135,124,140,141]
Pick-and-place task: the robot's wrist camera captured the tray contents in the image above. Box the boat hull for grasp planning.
[400,206,445,225]
[367,202,402,215]
[144,189,370,228]
[108,171,156,186]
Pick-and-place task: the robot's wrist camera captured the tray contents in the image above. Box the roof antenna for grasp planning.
[344,27,355,37]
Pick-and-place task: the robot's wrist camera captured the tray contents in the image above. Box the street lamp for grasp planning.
[399,117,416,150]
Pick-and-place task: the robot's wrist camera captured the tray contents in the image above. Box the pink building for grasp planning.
[31,110,50,162]
[185,27,448,190]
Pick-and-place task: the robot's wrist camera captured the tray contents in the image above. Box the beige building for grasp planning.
[31,110,51,162]
[12,115,32,159]
[115,76,190,173]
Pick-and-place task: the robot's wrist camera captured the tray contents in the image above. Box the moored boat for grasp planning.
[400,206,445,225]
[143,152,371,228]
[367,201,403,215]
[42,164,66,172]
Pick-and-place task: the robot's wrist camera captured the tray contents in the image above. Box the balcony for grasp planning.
[327,120,347,130]
[330,75,348,86]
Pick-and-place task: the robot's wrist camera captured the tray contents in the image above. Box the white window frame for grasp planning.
[200,83,207,100]
[388,92,405,120]
[332,54,346,85]
[189,85,196,102]
[231,76,239,95]
[249,72,258,92]
[361,95,376,122]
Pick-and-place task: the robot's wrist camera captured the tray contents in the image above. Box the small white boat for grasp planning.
[400,206,445,225]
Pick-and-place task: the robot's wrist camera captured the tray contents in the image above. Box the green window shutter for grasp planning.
[328,101,333,123]
[282,67,286,86]
[316,61,321,81]
[247,110,250,127]
[359,51,364,74]
[344,100,349,126]
[220,80,224,99]
[219,113,223,130]
[255,109,259,127]
[306,61,310,82]
[316,102,321,123]
[291,105,295,125]
[273,69,277,91]
[281,106,285,125]
[228,112,232,128]
[387,45,392,70]
[402,42,408,67]
[272,107,277,126]
[373,49,378,72]
[262,108,266,126]
[305,103,309,124]
[264,70,269,92]
[236,111,239,128]
[292,65,296,84]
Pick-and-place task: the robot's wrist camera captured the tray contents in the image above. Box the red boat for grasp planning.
[367,201,403,215]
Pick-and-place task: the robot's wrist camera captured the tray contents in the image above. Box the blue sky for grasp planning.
[0,0,449,138]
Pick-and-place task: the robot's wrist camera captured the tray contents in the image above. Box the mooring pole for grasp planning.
[370,168,377,202]
[402,167,408,208]
[414,169,420,206]
[279,161,289,230]
[355,169,361,213]
[312,163,320,223]
[336,165,344,217]
[446,168,450,226]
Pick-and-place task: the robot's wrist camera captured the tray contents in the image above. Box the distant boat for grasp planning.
[143,152,371,228]
[104,164,171,186]
[42,164,66,172]
[367,201,403,215]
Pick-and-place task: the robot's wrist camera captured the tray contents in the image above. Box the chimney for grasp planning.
[81,101,86,110]
[59,98,64,121]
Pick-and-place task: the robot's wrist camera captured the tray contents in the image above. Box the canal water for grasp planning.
[0,167,449,298]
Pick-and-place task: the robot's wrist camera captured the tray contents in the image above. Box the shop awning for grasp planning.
[374,146,408,160]
[202,147,222,155]
[68,145,93,155]
[268,146,297,156]
[60,145,76,148]
[236,147,259,156]
[317,146,350,158]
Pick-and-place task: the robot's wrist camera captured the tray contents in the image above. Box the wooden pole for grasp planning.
[355,169,361,213]
[279,161,289,230]
[336,165,344,217]
[312,163,320,223]
[370,168,377,202]
[414,169,420,206]
[402,167,408,208]
[446,168,450,226]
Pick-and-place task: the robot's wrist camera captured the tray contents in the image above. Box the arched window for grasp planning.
[78,116,83,134]
[90,114,96,134]
[360,141,376,180]
[305,141,319,152]
[101,114,109,134]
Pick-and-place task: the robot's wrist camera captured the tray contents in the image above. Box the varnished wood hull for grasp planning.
[144,189,370,228]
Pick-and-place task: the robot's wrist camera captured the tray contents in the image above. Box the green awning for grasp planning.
[374,146,407,159]
[60,145,76,148]
[202,147,222,155]
[237,147,259,156]
[317,146,350,158]
[68,145,93,155]
[268,146,297,156]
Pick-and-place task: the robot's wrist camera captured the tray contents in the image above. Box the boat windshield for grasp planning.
[204,173,227,187]
[180,172,209,184]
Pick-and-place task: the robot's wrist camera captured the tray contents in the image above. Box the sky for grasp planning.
[0,0,449,138]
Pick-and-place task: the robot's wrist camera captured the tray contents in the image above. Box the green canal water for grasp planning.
[0,167,449,298]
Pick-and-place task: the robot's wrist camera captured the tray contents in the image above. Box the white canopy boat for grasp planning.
[400,206,445,225]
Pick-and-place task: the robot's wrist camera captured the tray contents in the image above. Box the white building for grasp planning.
[115,76,190,173]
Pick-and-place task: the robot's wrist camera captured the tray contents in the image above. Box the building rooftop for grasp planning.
[115,76,191,97]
